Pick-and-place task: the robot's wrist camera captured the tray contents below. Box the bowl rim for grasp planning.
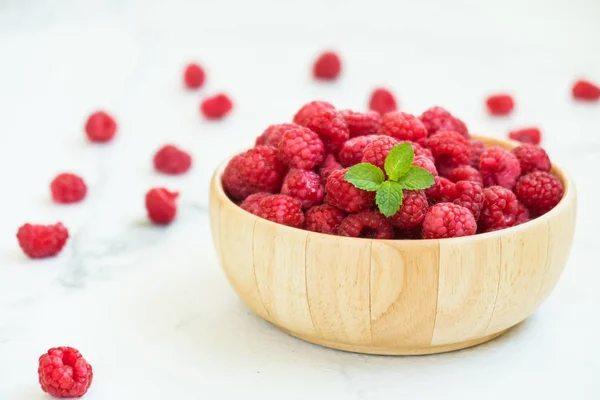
[210,135,576,244]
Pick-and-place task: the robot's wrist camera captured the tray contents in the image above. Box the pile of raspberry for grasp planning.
[223,102,565,239]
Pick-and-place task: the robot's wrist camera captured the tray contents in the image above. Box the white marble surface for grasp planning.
[1,0,599,398]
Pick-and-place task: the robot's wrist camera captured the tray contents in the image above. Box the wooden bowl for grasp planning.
[208,136,577,355]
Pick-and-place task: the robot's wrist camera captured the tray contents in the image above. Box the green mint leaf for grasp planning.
[397,166,435,190]
[344,163,385,191]
[375,181,404,218]
[384,143,414,181]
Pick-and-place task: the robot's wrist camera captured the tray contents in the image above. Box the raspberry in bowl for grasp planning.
[209,102,577,355]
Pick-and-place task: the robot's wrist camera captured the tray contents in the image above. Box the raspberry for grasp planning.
[145,188,178,225]
[453,181,484,221]
[515,202,531,225]
[511,144,551,175]
[419,106,469,138]
[425,131,471,166]
[50,173,87,204]
[240,192,270,215]
[318,153,343,182]
[340,110,382,137]
[38,347,93,398]
[388,190,428,229]
[325,168,375,213]
[395,227,422,240]
[183,63,205,89]
[281,169,324,209]
[509,127,542,145]
[304,110,350,153]
[514,171,564,216]
[361,136,399,170]
[572,79,600,101]
[368,88,398,115]
[413,156,438,176]
[292,100,335,125]
[304,204,346,234]
[480,186,519,230]
[85,111,117,143]
[278,126,326,170]
[422,203,477,239]
[338,210,394,239]
[200,93,233,119]
[469,140,486,168]
[425,176,458,204]
[480,146,521,189]
[153,144,192,175]
[338,135,380,167]
[222,146,285,200]
[402,140,434,161]
[486,94,514,116]
[377,111,427,143]
[445,165,483,186]
[16,223,69,259]
[254,194,304,228]
[255,123,298,147]
[312,51,342,80]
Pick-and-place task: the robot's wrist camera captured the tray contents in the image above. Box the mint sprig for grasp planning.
[344,143,435,217]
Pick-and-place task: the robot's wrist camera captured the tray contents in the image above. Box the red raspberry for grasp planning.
[572,79,600,101]
[200,93,233,119]
[340,110,382,137]
[515,202,531,225]
[511,144,551,175]
[318,153,343,182]
[338,135,380,167]
[402,140,434,161]
[278,126,326,170]
[240,192,270,215]
[312,51,342,80]
[304,110,350,153]
[425,176,458,204]
[16,223,69,259]
[183,63,206,89]
[254,194,305,228]
[255,123,298,147]
[425,130,471,166]
[368,88,398,115]
[304,204,346,234]
[85,111,117,143]
[38,347,93,398]
[469,140,486,168]
[446,165,483,186]
[388,190,428,229]
[292,100,335,125]
[453,180,484,221]
[486,94,514,116]
[514,171,563,216]
[325,168,375,213]
[422,203,477,239]
[413,156,438,176]
[338,210,394,239]
[377,111,427,143]
[509,127,542,145]
[145,188,178,225]
[222,146,285,200]
[361,136,399,170]
[419,106,469,138]
[480,146,521,189]
[50,173,87,204]
[281,169,324,209]
[480,186,519,230]
[153,144,192,175]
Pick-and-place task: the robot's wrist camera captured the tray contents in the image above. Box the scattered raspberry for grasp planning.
[419,106,469,138]
[453,181,484,221]
[480,146,521,189]
[340,110,381,137]
[240,192,270,215]
[254,194,304,228]
[422,203,477,239]
[361,135,399,170]
[304,204,346,234]
[325,168,375,213]
[388,190,428,229]
[377,111,427,143]
[515,202,531,225]
[480,186,519,230]
[304,110,350,153]
[338,210,394,239]
[183,63,206,89]
[469,140,486,168]
[425,131,471,166]
[413,156,438,176]
[338,135,380,167]
[369,88,397,115]
[222,146,285,200]
[572,79,600,101]
[281,169,324,209]
[425,176,458,204]
[514,171,564,216]
[312,51,342,80]
[145,188,179,225]
[50,173,87,204]
[509,127,542,145]
[445,165,483,186]
[278,126,326,170]
[153,144,192,175]
[38,347,93,398]
[292,100,335,125]
[16,223,69,259]
[85,111,117,143]
[318,153,343,182]
[200,93,233,119]
[255,123,298,147]
[486,94,514,116]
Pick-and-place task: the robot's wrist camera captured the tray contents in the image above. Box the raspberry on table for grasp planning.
[254,194,305,228]
[509,127,542,145]
[425,130,471,167]
[325,168,375,213]
[313,51,342,80]
[318,153,343,182]
[572,79,600,101]
[145,188,179,225]
[338,210,394,239]
[292,100,335,125]
[377,111,427,143]
[281,169,324,209]
[153,144,192,175]
[469,139,486,168]
[480,185,519,230]
[278,126,326,170]
[17,223,69,259]
[304,110,350,153]
[340,110,382,137]
[425,176,458,204]
[240,192,270,215]
[368,88,398,115]
[486,94,514,116]
[361,135,399,170]
[200,93,233,119]
[388,190,428,229]
[183,63,206,89]
[453,180,484,221]
[512,144,551,174]
[338,135,380,167]
[304,204,346,234]
[255,123,298,147]
[445,165,483,186]
[422,203,477,239]
[514,171,564,216]
[413,156,438,176]
[480,146,521,189]
[515,201,531,225]
[38,346,93,398]
[50,173,87,204]
[419,106,469,138]
[85,111,117,143]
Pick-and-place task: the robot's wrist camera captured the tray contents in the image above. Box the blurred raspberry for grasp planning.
[425,131,471,167]
[445,165,483,186]
[318,153,343,182]
[200,93,233,119]
[313,51,342,80]
[469,140,486,168]
[486,94,514,116]
[419,106,469,138]
[509,127,542,145]
[255,123,298,147]
[413,156,438,176]
[340,110,382,137]
[338,210,394,239]
[145,188,179,225]
[17,223,69,259]
[515,202,531,225]
[153,144,192,175]
[369,88,397,114]
[572,80,600,101]
[183,63,206,89]
[425,176,458,204]
[85,111,117,143]
[50,173,87,204]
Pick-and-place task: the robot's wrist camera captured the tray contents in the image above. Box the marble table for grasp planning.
[1,0,599,398]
